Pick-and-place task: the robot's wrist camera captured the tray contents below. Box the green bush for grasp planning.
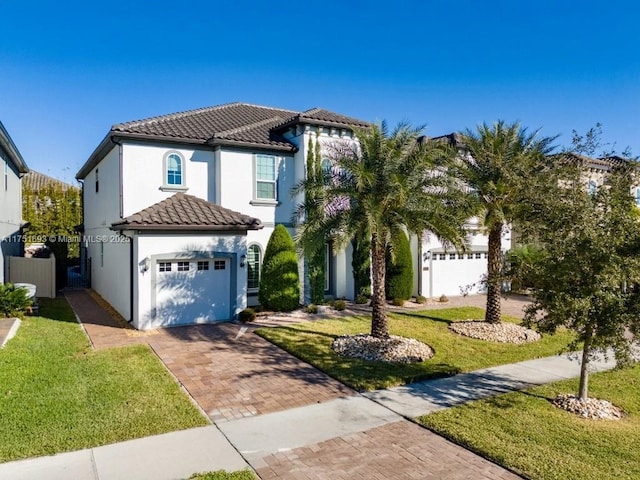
[306,304,318,314]
[438,294,449,303]
[355,294,369,305]
[333,299,347,311]
[0,283,33,317]
[385,231,414,301]
[416,295,428,304]
[259,225,300,311]
[238,308,256,323]
[392,298,405,307]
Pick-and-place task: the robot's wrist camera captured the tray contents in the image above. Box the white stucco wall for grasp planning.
[135,233,248,330]
[0,152,24,282]
[82,146,132,318]
[122,142,213,216]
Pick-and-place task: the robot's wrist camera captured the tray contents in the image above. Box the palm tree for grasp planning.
[295,122,469,338]
[455,121,556,324]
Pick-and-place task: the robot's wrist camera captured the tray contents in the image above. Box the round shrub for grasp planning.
[238,308,256,323]
[355,294,369,305]
[259,225,300,311]
[306,304,318,314]
[392,298,405,307]
[385,231,414,301]
[333,299,347,311]
[438,294,449,303]
[415,295,428,304]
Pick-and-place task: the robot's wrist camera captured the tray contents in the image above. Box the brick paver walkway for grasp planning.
[256,420,520,480]
[64,289,353,422]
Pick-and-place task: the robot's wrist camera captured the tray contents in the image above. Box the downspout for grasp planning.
[128,238,134,324]
[417,240,423,297]
[116,140,124,218]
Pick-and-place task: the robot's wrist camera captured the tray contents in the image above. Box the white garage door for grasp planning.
[154,258,231,327]
[428,251,488,297]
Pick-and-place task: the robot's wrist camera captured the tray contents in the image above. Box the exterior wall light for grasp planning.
[139,257,151,273]
[240,254,247,268]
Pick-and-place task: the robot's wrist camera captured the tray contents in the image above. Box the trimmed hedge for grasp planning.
[258,225,300,311]
[385,231,413,301]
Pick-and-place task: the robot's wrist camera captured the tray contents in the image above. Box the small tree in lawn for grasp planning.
[385,230,413,301]
[259,224,300,311]
[523,163,640,400]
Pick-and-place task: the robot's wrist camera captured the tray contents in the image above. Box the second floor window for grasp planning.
[587,180,597,196]
[166,153,183,186]
[256,154,276,200]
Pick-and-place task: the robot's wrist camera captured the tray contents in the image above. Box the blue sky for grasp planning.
[1,0,638,183]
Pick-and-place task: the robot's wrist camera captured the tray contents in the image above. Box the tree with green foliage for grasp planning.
[523,163,640,400]
[259,224,300,311]
[453,121,557,324]
[300,135,326,304]
[385,230,413,301]
[295,122,469,338]
[22,180,82,258]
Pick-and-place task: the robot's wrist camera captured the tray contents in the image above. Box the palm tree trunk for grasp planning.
[370,232,389,338]
[485,223,503,324]
[578,327,593,401]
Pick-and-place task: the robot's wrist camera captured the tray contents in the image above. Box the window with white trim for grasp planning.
[159,262,172,272]
[214,260,226,270]
[165,152,184,186]
[449,253,456,260]
[438,253,446,260]
[255,154,276,200]
[247,245,261,290]
[635,187,640,207]
[177,261,190,272]
[587,180,597,196]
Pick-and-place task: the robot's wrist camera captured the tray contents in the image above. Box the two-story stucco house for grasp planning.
[77,102,516,330]
[0,121,29,283]
[76,102,370,329]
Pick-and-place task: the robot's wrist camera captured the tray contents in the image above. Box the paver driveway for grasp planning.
[64,289,353,422]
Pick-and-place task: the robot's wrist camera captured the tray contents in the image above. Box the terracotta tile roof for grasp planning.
[110,102,369,150]
[111,193,263,231]
[23,170,76,193]
[274,107,370,131]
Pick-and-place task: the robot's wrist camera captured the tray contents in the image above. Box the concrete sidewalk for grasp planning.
[0,350,620,479]
[0,426,249,480]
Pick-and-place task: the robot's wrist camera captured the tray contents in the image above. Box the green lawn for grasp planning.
[0,298,208,462]
[418,365,640,480]
[256,307,574,390]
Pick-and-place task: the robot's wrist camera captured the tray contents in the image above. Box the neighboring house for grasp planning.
[0,122,29,283]
[76,102,503,329]
[418,133,511,298]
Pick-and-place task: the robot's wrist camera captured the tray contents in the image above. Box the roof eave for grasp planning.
[110,223,264,232]
[76,131,211,180]
[273,118,368,132]
[207,137,297,153]
[0,122,29,174]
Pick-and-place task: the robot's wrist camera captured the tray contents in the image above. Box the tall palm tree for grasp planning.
[295,122,470,338]
[455,121,557,324]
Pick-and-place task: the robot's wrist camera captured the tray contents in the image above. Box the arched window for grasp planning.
[321,158,332,172]
[635,187,640,207]
[587,180,597,196]
[166,153,183,186]
[247,244,261,290]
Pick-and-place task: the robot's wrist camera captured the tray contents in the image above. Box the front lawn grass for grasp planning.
[418,365,640,480]
[256,307,574,390]
[0,298,208,462]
